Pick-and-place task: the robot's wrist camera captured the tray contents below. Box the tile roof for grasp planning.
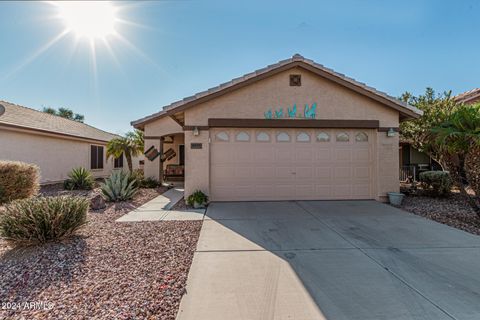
[132,54,422,127]
[454,88,480,104]
[0,101,119,142]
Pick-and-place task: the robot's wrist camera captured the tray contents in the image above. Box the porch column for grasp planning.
[159,137,164,183]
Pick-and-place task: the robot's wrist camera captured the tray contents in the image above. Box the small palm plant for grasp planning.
[430,103,480,215]
[100,171,138,202]
[106,130,144,172]
[64,167,94,190]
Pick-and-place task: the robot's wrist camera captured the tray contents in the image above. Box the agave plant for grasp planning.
[100,171,138,202]
[64,167,94,190]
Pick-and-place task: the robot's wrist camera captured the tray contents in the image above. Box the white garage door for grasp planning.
[210,128,375,201]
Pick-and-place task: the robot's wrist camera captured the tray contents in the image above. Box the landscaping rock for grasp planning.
[0,187,199,320]
[90,194,106,210]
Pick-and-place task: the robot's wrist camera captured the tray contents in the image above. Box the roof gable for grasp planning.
[132,54,422,128]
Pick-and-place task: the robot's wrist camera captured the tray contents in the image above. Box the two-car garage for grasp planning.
[210,127,375,201]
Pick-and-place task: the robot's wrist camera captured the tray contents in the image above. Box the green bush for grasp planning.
[419,171,452,197]
[63,167,94,190]
[101,171,138,202]
[0,196,88,244]
[187,190,208,207]
[0,161,40,204]
[139,177,160,188]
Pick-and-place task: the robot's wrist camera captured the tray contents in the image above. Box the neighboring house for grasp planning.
[0,101,142,184]
[455,88,480,105]
[132,54,422,202]
[399,88,479,181]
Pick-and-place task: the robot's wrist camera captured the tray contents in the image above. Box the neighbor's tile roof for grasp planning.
[132,54,422,127]
[454,88,480,104]
[0,101,119,142]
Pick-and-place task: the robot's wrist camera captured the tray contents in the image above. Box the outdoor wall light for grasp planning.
[386,128,396,137]
[193,126,200,136]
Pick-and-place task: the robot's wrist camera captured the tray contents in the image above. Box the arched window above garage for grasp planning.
[276,132,291,142]
[296,132,310,142]
[336,132,349,142]
[355,132,368,142]
[235,131,250,142]
[316,132,330,142]
[215,131,229,142]
[256,131,270,142]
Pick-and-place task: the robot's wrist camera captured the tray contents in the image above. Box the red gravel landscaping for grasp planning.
[400,191,480,236]
[0,188,202,320]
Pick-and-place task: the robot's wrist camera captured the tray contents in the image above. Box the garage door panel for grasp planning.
[334,167,352,179]
[335,149,352,162]
[295,185,315,199]
[210,128,374,201]
[253,146,275,162]
[275,185,295,198]
[253,166,276,178]
[295,167,314,179]
[315,149,333,161]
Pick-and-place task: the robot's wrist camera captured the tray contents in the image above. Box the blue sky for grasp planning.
[0,0,479,134]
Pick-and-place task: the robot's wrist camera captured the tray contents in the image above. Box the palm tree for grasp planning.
[106,131,144,172]
[431,103,480,215]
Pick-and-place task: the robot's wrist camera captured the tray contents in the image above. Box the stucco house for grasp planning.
[132,54,422,202]
[0,101,142,184]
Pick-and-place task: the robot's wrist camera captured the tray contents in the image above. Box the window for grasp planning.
[236,131,250,142]
[355,132,368,142]
[90,145,104,169]
[316,132,330,142]
[114,154,123,169]
[256,131,270,142]
[215,131,229,142]
[290,74,301,86]
[336,132,349,142]
[296,132,310,142]
[276,132,290,142]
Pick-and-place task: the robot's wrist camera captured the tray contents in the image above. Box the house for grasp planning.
[455,88,480,105]
[399,88,479,181]
[132,54,422,202]
[0,101,142,184]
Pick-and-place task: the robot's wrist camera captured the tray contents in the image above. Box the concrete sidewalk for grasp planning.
[116,188,205,222]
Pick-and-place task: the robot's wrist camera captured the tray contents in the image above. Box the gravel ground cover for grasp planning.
[400,191,480,236]
[0,187,202,320]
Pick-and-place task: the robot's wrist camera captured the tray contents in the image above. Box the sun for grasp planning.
[55,1,118,40]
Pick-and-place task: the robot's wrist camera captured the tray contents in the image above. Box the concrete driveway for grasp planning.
[176,201,480,320]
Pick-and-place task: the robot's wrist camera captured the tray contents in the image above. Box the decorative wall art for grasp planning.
[144,146,160,161]
[264,103,317,119]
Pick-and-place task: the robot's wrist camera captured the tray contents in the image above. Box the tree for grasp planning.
[399,88,459,168]
[42,107,85,123]
[430,103,480,215]
[106,131,144,172]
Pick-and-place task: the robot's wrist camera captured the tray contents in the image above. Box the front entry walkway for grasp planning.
[116,188,205,222]
[176,201,480,320]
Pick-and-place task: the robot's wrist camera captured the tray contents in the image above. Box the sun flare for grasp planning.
[55,1,118,40]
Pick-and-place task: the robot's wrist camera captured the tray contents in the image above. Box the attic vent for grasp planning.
[289,74,301,86]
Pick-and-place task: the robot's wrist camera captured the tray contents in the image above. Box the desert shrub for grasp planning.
[419,171,452,197]
[139,177,160,188]
[63,167,94,190]
[187,190,208,207]
[0,161,40,204]
[101,171,138,202]
[0,196,88,244]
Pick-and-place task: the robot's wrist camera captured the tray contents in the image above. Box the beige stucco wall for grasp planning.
[0,127,140,184]
[145,67,402,200]
[184,67,398,128]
